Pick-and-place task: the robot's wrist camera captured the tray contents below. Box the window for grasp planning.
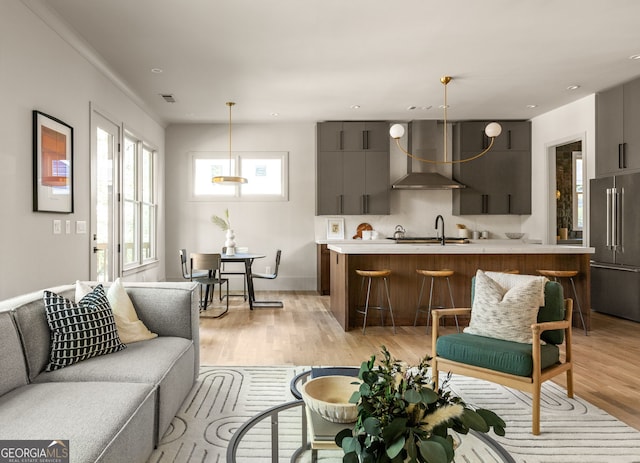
[123,133,157,270]
[572,152,583,230]
[190,151,288,201]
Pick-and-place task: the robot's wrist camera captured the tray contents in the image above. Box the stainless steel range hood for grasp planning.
[391,120,465,190]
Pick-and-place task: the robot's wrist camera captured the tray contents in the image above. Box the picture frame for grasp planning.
[326,217,345,240]
[33,110,74,213]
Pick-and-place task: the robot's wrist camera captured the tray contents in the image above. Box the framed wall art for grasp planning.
[33,110,74,213]
[326,217,345,240]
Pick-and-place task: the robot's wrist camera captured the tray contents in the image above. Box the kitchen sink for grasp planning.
[387,237,470,244]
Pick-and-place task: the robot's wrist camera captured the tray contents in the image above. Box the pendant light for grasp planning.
[212,101,248,185]
[389,76,502,164]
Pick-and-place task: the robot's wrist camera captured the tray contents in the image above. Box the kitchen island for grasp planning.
[326,241,594,332]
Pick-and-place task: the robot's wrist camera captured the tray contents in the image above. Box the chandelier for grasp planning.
[212,101,248,185]
[389,76,502,164]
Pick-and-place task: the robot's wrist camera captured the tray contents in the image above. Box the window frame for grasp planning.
[572,151,583,231]
[188,151,289,202]
[122,130,158,273]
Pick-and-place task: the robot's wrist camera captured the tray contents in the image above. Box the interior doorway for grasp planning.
[553,140,583,245]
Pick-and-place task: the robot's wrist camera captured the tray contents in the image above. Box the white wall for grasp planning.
[165,123,317,290]
[525,95,596,244]
[0,2,165,299]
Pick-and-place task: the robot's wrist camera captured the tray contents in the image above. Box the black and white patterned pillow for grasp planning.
[43,284,126,371]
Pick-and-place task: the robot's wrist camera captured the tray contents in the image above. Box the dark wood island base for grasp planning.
[329,249,591,332]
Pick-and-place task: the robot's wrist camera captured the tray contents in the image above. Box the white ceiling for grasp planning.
[28,0,640,125]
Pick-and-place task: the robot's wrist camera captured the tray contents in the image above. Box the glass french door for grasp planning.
[91,109,120,281]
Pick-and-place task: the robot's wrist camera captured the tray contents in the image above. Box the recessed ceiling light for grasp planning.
[407,106,417,110]
[270,112,279,117]
[629,54,640,60]
[566,85,580,91]
[151,68,163,73]
[526,104,537,109]
[439,104,449,109]
[350,105,361,110]
[420,106,432,111]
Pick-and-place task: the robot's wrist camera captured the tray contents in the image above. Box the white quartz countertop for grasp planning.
[324,239,594,255]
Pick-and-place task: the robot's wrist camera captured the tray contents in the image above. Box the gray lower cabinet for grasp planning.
[596,76,640,176]
[452,121,531,215]
[316,122,390,215]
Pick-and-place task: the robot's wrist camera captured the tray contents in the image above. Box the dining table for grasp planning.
[221,252,265,310]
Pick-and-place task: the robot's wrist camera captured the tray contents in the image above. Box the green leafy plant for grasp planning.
[335,346,505,463]
[211,208,232,231]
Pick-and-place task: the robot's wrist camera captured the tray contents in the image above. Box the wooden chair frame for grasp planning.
[431,299,574,435]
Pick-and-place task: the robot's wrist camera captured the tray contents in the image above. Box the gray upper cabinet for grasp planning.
[452,120,531,215]
[596,77,640,177]
[316,122,390,215]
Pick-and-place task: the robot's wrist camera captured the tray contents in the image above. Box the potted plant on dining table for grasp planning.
[336,346,505,463]
[211,208,237,255]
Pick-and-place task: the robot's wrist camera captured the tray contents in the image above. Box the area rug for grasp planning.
[147,366,640,463]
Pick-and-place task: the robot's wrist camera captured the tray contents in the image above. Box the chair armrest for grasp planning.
[431,308,471,357]
[431,307,472,318]
[531,320,570,334]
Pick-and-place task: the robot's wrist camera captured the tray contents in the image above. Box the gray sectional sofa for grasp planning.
[0,281,199,463]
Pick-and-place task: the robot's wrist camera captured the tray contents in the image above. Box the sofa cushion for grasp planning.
[43,285,126,371]
[10,287,75,381]
[0,381,155,463]
[464,270,545,344]
[436,333,560,377]
[0,312,28,396]
[34,336,195,442]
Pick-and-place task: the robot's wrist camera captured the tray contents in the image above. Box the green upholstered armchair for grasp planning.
[431,280,574,435]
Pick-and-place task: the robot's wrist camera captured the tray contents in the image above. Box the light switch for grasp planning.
[65,220,71,234]
[53,220,62,234]
[76,221,87,234]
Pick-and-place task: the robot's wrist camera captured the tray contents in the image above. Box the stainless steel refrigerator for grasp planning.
[590,173,640,322]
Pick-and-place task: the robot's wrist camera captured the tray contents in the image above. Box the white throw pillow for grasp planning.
[463,270,542,344]
[107,278,157,344]
[75,279,157,344]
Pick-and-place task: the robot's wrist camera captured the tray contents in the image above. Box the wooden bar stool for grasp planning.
[355,269,396,335]
[537,269,588,335]
[414,269,459,332]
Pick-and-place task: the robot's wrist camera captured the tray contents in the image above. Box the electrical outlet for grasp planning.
[53,220,62,234]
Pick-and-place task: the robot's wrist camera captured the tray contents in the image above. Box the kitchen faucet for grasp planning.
[435,214,445,246]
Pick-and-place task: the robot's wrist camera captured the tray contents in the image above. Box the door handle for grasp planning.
[481,194,489,213]
[606,188,612,248]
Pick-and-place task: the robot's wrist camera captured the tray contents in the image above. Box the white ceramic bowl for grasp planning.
[300,375,361,423]
[505,232,525,239]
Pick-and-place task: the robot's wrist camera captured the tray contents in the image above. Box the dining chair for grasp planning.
[190,253,229,317]
[220,246,248,301]
[251,250,283,308]
[179,249,207,280]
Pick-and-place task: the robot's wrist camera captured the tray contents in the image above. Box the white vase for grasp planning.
[225,229,236,255]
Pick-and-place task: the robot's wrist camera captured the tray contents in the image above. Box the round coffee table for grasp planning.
[227,369,515,463]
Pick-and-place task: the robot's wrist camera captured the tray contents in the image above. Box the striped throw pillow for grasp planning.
[43,284,126,371]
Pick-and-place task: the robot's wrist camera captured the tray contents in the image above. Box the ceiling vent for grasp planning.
[160,94,176,103]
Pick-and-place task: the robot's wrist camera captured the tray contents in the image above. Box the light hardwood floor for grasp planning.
[199,290,640,431]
